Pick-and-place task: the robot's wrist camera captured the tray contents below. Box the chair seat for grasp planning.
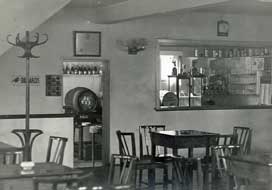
[136,158,167,170]
[109,184,135,190]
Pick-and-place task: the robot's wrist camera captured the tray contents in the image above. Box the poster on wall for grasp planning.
[45,75,62,96]
[11,75,40,86]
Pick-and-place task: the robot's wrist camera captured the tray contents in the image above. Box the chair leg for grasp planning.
[138,169,143,188]
[52,183,57,190]
[196,158,203,190]
[33,181,39,190]
[163,166,168,190]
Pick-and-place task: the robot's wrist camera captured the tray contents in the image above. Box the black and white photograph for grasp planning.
[0,0,272,190]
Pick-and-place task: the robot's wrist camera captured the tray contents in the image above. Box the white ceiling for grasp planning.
[67,0,128,8]
[67,0,272,16]
[193,0,272,16]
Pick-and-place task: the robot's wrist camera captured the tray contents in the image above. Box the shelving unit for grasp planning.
[228,72,260,95]
[167,75,204,107]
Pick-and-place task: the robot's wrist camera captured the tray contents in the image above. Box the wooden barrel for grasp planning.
[65,87,98,113]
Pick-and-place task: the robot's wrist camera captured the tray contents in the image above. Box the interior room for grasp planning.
[0,0,272,189]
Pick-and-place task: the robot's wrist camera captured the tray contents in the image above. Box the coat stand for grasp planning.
[7,31,48,161]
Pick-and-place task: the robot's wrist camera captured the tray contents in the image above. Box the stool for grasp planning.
[89,125,102,167]
[76,122,102,163]
[76,122,91,160]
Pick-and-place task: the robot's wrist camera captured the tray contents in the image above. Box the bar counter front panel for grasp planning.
[0,114,74,167]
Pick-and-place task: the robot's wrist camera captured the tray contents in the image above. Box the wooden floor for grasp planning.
[80,165,230,190]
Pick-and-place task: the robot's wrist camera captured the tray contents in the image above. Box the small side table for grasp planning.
[89,125,102,167]
[77,122,91,160]
[77,122,102,167]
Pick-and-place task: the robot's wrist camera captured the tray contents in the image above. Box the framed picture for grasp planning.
[73,31,101,57]
[217,20,229,37]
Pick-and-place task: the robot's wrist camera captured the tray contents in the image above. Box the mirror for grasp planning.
[156,39,272,110]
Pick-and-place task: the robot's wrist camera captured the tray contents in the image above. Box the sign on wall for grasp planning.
[11,75,40,86]
[46,75,62,96]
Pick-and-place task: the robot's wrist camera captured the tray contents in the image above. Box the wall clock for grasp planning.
[217,20,229,37]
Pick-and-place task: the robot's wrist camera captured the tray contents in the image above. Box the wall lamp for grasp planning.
[117,38,148,55]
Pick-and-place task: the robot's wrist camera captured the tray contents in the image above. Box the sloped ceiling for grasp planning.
[0,0,71,56]
[94,0,272,23]
[2,0,272,56]
[94,0,231,23]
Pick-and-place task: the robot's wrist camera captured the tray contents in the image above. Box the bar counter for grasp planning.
[0,113,73,119]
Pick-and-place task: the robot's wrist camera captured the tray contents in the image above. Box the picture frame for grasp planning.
[73,31,101,57]
[217,20,229,37]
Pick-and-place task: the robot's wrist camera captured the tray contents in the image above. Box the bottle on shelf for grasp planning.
[194,48,198,57]
[63,65,69,74]
[74,65,79,75]
[88,66,93,75]
[204,48,209,57]
[93,66,98,74]
[172,61,177,76]
[98,65,103,74]
[83,65,88,75]
[70,65,75,74]
[78,65,83,75]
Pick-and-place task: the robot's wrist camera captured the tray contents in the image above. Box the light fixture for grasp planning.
[116,38,148,54]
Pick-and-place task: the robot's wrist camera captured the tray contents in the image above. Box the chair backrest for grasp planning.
[232,126,252,154]
[46,136,68,164]
[116,130,136,156]
[139,125,166,159]
[108,154,136,187]
[216,134,234,146]
[0,151,23,165]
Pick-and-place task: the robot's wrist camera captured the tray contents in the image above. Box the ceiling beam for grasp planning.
[95,0,230,24]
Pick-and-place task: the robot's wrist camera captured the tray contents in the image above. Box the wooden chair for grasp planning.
[212,144,241,177]
[33,154,136,190]
[211,127,252,179]
[139,125,168,160]
[46,136,68,164]
[107,154,137,189]
[211,134,235,178]
[116,130,169,190]
[232,126,252,154]
[11,129,43,161]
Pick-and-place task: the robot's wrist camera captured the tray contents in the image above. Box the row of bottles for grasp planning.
[63,64,103,75]
[194,47,271,58]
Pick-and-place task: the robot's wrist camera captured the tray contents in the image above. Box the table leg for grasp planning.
[211,148,216,180]
[148,168,155,190]
[92,133,95,167]
[78,127,84,160]
[188,147,193,158]
[149,143,156,190]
